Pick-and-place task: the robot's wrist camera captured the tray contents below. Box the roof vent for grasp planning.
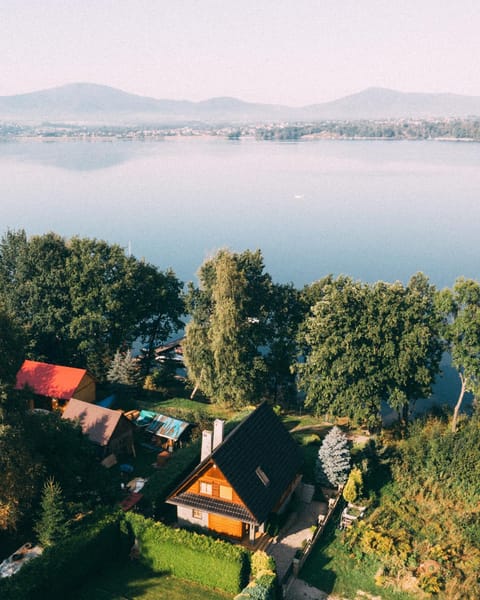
[256,466,270,487]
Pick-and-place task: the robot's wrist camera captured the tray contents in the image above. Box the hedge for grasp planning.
[235,572,278,600]
[126,512,250,594]
[0,510,131,600]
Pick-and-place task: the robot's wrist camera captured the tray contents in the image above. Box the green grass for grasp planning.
[300,520,415,600]
[71,561,231,600]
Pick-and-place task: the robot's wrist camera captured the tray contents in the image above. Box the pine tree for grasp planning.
[316,426,351,488]
[34,478,68,547]
[107,349,140,386]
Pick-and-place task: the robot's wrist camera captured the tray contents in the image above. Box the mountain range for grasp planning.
[2,83,480,124]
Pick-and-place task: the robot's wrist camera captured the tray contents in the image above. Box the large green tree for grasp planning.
[298,274,442,428]
[436,277,480,432]
[0,230,184,378]
[184,249,271,406]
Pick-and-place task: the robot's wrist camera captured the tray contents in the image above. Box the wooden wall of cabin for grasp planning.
[185,463,245,506]
[73,374,96,403]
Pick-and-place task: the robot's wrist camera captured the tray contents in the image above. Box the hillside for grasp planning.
[2,83,480,124]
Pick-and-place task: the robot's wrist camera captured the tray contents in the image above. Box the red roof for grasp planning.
[62,398,124,446]
[15,360,88,400]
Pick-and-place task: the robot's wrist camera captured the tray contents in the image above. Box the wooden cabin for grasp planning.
[62,398,135,457]
[167,402,303,543]
[15,360,96,411]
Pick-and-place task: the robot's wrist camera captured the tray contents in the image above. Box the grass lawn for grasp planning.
[71,561,232,600]
[300,520,415,600]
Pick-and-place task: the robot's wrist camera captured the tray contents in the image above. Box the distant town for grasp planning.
[2,117,480,142]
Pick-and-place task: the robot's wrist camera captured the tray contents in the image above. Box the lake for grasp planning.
[1,137,479,289]
[1,136,477,413]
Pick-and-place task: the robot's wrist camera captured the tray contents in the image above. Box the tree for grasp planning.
[107,349,140,386]
[34,478,68,546]
[264,283,305,404]
[436,278,480,432]
[0,304,25,386]
[343,467,363,504]
[183,249,271,406]
[0,231,184,379]
[316,426,351,488]
[298,276,383,427]
[298,274,442,428]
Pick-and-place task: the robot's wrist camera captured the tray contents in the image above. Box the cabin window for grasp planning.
[200,481,213,495]
[192,509,202,519]
[256,466,270,486]
[219,485,233,500]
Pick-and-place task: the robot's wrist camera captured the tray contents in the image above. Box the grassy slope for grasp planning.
[71,561,231,600]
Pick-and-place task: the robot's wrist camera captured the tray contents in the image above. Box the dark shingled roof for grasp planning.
[169,402,303,525]
[173,492,255,522]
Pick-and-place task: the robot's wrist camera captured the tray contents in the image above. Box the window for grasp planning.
[200,481,212,495]
[219,485,232,500]
[192,509,202,519]
[256,466,270,486]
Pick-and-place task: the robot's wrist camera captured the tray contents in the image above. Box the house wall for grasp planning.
[73,374,96,403]
[109,418,135,456]
[177,505,209,529]
[186,464,244,505]
[208,513,244,538]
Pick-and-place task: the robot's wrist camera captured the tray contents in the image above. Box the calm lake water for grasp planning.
[1,137,480,289]
[1,137,478,413]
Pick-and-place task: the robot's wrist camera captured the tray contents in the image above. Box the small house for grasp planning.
[15,360,96,410]
[62,398,135,457]
[167,402,303,543]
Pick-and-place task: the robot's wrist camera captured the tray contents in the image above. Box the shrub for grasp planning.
[235,572,278,600]
[125,512,250,594]
[343,467,363,504]
[251,550,275,578]
[0,510,131,600]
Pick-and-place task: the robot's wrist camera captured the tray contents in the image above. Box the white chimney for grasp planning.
[201,430,213,462]
[213,419,225,450]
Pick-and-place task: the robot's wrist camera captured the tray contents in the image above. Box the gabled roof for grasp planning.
[15,360,89,400]
[168,402,303,525]
[62,398,124,446]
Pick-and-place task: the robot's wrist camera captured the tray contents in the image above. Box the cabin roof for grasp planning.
[168,402,303,524]
[15,359,89,400]
[62,398,125,446]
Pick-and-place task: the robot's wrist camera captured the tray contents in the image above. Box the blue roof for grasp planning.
[145,413,190,440]
[97,394,116,408]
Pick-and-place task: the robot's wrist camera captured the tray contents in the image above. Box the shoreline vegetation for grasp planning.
[2,117,480,142]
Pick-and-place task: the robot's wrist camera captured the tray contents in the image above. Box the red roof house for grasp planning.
[15,360,96,410]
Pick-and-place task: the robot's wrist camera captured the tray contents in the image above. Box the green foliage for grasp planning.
[235,572,277,600]
[250,550,276,578]
[0,406,119,531]
[343,416,480,596]
[125,513,250,594]
[0,230,183,378]
[436,277,480,431]
[0,510,131,600]
[184,249,271,407]
[343,467,363,504]
[298,274,442,427]
[34,478,68,547]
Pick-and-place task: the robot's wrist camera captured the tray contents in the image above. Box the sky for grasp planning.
[1,0,480,106]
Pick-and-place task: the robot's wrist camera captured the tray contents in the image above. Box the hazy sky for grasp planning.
[1,0,479,105]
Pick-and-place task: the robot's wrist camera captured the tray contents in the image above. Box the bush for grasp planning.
[0,510,131,600]
[125,512,250,594]
[235,572,278,600]
[343,467,363,504]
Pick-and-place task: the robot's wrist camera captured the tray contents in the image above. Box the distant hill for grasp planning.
[1,83,480,124]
